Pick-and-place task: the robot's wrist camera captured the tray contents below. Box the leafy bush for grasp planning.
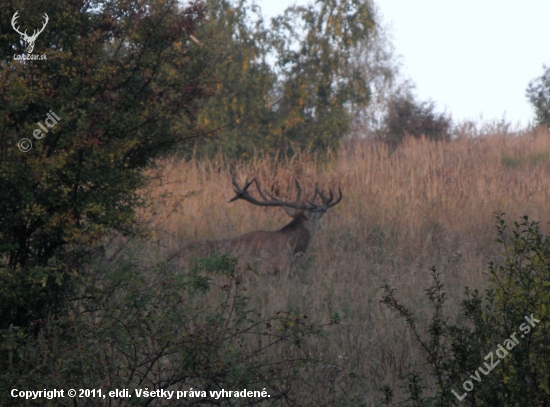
[1,253,336,406]
[0,0,211,329]
[378,96,452,148]
[526,65,550,129]
[379,214,550,406]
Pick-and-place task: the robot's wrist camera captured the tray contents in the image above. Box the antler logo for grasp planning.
[11,11,49,54]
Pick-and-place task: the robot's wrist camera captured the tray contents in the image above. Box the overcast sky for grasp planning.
[257,0,550,128]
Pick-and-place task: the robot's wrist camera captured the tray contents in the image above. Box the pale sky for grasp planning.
[257,0,550,128]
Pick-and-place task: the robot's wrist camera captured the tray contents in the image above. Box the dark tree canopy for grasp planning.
[0,0,212,328]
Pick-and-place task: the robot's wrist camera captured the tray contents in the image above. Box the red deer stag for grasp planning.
[176,177,342,273]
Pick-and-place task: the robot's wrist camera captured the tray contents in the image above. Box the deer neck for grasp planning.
[278,213,313,255]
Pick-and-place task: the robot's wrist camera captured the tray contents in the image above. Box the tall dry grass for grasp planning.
[141,127,550,403]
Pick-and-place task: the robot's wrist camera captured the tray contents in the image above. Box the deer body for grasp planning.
[176,178,341,273]
[218,212,314,256]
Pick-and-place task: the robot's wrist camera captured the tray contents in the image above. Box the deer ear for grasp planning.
[282,206,299,217]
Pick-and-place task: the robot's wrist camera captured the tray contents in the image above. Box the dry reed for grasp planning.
[141,127,550,403]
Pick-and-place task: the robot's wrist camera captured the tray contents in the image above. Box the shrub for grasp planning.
[378,96,452,148]
[526,65,550,129]
[0,0,212,330]
[379,214,550,406]
[1,253,336,406]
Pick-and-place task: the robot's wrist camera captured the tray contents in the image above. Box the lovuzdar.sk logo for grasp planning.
[11,10,49,60]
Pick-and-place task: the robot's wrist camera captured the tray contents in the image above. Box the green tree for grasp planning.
[188,0,277,159]
[190,0,376,158]
[526,65,550,129]
[271,0,375,153]
[0,0,212,329]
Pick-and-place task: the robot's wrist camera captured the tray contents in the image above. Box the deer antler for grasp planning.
[306,184,342,212]
[230,177,342,212]
[11,11,48,41]
[11,11,26,37]
[230,177,311,210]
[11,11,49,54]
[29,13,49,41]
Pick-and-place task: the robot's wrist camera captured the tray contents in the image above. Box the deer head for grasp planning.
[12,11,49,54]
[229,177,342,235]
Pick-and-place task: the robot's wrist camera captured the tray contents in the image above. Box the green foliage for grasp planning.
[188,0,277,159]
[378,96,452,148]
[270,0,374,153]
[0,0,212,328]
[0,252,335,406]
[190,0,375,159]
[379,214,550,406]
[526,65,550,129]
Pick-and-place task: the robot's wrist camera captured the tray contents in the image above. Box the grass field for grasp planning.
[143,127,550,403]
